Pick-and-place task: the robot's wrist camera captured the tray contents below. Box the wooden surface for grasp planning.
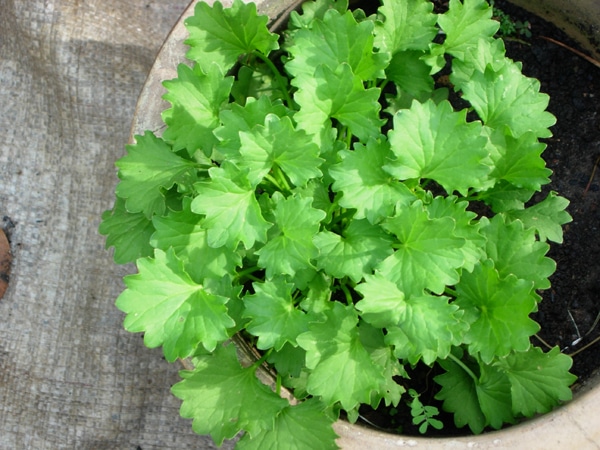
[0,1,234,448]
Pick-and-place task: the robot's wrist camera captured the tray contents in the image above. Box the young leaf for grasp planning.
[480,214,555,289]
[172,344,288,445]
[293,63,384,142]
[243,278,309,351]
[288,0,349,30]
[99,196,155,264]
[296,303,385,411]
[162,63,233,156]
[285,8,388,83]
[192,162,272,250]
[238,114,323,186]
[115,131,196,218]
[496,347,576,417]
[116,249,235,361]
[455,259,539,363]
[150,198,241,283]
[314,220,394,283]
[184,0,279,74]
[256,193,326,278]
[386,99,490,196]
[506,191,572,243]
[374,0,438,53]
[378,200,466,297]
[438,0,499,60]
[236,398,339,450]
[330,138,415,224]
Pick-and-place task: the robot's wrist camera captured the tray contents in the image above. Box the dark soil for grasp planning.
[358,0,600,437]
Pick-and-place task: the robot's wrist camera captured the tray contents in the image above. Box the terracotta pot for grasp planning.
[130,1,600,448]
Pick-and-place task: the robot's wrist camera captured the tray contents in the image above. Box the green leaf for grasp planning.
[314,220,394,283]
[459,61,556,138]
[237,398,339,450]
[506,191,572,243]
[215,96,289,160]
[243,278,309,351]
[426,195,485,272]
[438,0,499,60]
[385,51,435,102]
[480,214,555,289]
[355,274,406,329]
[487,130,552,191]
[296,303,385,410]
[150,198,241,283]
[455,259,539,363]
[191,162,272,250]
[238,114,323,186]
[330,138,415,224]
[162,63,233,156]
[293,63,384,142]
[184,0,279,73]
[496,347,576,417]
[384,294,465,365]
[285,8,388,83]
[256,193,326,278]
[374,0,438,53]
[435,355,514,433]
[289,0,349,30]
[116,249,235,361]
[386,99,490,196]
[115,131,195,218]
[172,344,288,445]
[99,196,155,264]
[378,200,466,297]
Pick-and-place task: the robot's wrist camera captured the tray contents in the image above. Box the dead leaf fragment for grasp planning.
[0,228,11,300]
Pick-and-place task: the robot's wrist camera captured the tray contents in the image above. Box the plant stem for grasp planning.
[447,352,479,384]
[273,164,292,193]
[253,51,295,108]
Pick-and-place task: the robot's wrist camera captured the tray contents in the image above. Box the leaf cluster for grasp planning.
[100,0,576,447]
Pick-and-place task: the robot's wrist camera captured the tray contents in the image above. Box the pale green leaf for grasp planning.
[455,259,539,363]
[150,198,241,283]
[314,220,394,283]
[172,344,288,445]
[99,196,155,264]
[243,278,309,351]
[330,138,415,223]
[374,0,438,53]
[162,63,233,156]
[378,200,466,297]
[285,8,388,83]
[386,99,490,196]
[496,347,576,417]
[191,162,272,250]
[256,193,326,278]
[115,131,195,218]
[296,303,385,410]
[237,398,339,450]
[184,0,279,73]
[506,191,572,243]
[293,63,384,142]
[116,249,235,361]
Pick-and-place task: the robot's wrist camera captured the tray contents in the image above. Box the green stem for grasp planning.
[447,353,479,384]
[253,51,294,109]
[251,348,273,370]
[236,265,261,283]
[339,281,354,306]
[273,164,292,193]
[444,287,458,298]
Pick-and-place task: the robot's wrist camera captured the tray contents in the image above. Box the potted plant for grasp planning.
[100,0,594,447]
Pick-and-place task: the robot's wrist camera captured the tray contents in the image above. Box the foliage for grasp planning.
[100,0,576,447]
